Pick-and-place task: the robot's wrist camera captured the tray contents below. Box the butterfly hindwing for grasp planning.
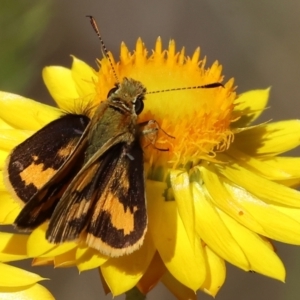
[87,138,147,256]
[5,114,90,229]
[46,138,147,257]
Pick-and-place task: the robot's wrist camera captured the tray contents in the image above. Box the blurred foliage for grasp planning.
[0,0,53,93]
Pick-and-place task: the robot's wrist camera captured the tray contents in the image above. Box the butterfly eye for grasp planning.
[135,95,145,115]
[107,86,119,98]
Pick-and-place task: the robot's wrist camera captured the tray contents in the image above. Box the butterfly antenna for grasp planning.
[147,82,223,94]
[86,15,120,84]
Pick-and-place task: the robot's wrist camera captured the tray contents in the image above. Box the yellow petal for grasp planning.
[100,234,155,296]
[271,203,300,225]
[201,164,265,234]
[32,257,54,266]
[136,252,166,294]
[233,88,270,128]
[146,179,165,226]
[38,242,78,258]
[42,66,80,111]
[277,178,300,188]
[262,156,300,186]
[0,92,61,130]
[3,208,21,225]
[0,193,21,225]
[148,181,206,291]
[0,129,31,152]
[218,161,300,208]
[234,120,300,156]
[0,232,29,262]
[0,283,54,300]
[54,248,77,268]
[76,245,108,272]
[0,173,5,191]
[161,271,196,300]
[71,56,97,97]
[0,150,9,170]
[170,170,195,248]
[0,263,46,287]
[192,181,249,270]
[228,147,300,181]
[199,246,225,297]
[99,271,111,295]
[218,209,285,281]
[0,118,13,129]
[225,183,300,244]
[27,223,77,257]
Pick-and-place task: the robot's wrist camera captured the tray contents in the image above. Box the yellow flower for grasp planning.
[1,37,300,299]
[0,232,54,299]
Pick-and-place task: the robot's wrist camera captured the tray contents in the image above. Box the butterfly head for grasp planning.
[107,77,146,115]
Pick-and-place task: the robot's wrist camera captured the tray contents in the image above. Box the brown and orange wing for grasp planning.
[46,139,147,257]
[5,114,90,230]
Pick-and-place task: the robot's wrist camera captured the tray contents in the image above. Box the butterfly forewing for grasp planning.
[6,114,90,229]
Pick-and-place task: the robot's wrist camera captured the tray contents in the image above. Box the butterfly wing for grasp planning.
[87,138,147,256]
[4,114,90,229]
[46,138,147,257]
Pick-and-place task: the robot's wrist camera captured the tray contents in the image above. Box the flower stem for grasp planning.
[125,287,146,300]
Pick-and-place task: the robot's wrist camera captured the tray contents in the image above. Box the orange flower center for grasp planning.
[94,38,236,169]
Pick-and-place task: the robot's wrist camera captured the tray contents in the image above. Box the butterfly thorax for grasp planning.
[85,77,146,162]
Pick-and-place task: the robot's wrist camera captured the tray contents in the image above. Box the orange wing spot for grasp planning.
[102,192,136,235]
[57,143,75,158]
[69,198,91,219]
[19,163,56,189]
